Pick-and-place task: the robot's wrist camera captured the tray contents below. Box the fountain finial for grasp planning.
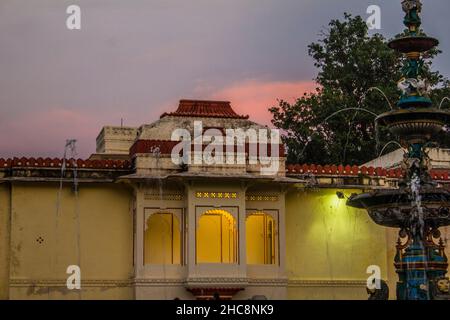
[402,0,423,33]
[385,0,440,110]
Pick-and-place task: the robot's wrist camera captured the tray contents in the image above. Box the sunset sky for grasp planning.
[1,0,449,158]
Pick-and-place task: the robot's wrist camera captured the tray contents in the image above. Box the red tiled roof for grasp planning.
[285,164,450,181]
[130,139,286,157]
[1,158,449,181]
[0,157,131,169]
[160,100,249,119]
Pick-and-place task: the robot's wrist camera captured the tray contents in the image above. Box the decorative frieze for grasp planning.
[245,194,278,202]
[144,193,183,201]
[195,192,237,199]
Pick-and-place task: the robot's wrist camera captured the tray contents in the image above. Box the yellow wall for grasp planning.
[285,188,389,299]
[4,180,450,300]
[0,184,11,299]
[8,182,133,299]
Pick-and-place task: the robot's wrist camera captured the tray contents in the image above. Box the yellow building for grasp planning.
[1,99,449,300]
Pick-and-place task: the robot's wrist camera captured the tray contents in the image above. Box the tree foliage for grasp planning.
[270,14,450,165]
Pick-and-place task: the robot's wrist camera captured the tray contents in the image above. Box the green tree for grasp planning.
[270,13,450,165]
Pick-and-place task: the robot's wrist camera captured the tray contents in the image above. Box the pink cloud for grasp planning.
[0,109,100,158]
[209,79,317,125]
[0,80,317,159]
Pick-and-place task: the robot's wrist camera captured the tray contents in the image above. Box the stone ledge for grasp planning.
[288,280,367,287]
[10,278,367,288]
[9,279,131,288]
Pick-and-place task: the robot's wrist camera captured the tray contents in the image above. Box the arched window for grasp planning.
[246,212,276,265]
[196,209,237,264]
[144,212,181,265]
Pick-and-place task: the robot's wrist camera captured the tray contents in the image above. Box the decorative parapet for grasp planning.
[286,164,450,183]
[0,157,132,181]
[3,157,449,185]
[0,157,131,169]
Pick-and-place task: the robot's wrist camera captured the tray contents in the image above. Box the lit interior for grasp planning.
[144,212,181,265]
[246,213,276,264]
[196,209,237,264]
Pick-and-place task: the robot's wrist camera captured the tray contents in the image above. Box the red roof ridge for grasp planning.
[0,157,131,169]
[285,163,403,178]
[285,163,450,180]
[1,158,449,180]
[160,99,249,119]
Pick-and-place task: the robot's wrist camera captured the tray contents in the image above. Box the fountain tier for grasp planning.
[346,0,450,300]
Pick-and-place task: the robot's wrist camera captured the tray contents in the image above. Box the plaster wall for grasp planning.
[7,182,133,300]
[0,184,11,299]
[285,188,389,300]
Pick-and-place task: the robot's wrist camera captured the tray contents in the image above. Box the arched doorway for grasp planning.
[196,209,237,264]
[246,212,276,264]
[144,212,181,264]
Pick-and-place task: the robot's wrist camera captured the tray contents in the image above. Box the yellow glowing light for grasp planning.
[246,212,276,265]
[144,212,181,265]
[197,209,237,264]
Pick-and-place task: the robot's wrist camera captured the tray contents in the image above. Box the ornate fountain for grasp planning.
[347,0,450,300]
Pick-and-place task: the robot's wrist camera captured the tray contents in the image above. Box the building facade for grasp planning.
[1,100,449,300]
